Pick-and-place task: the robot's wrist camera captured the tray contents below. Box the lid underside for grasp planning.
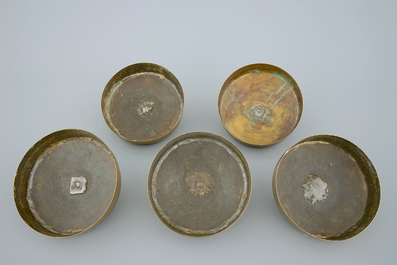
[219,64,302,146]
[273,135,380,240]
[149,133,251,236]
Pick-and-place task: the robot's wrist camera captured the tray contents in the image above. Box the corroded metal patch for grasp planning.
[70,176,88,195]
[218,64,303,147]
[273,135,381,241]
[148,132,251,237]
[302,174,328,205]
[138,102,154,116]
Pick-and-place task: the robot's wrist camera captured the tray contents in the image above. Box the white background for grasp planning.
[1,1,396,264]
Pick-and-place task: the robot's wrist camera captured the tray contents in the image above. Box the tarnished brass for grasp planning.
[14,129,121,237]
[218,63,303,147]
[102,63,184,144]
[148,132,251,237]
[273,135,380,241]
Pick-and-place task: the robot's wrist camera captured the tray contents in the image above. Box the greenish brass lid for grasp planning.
[218,63,303,147]
[148,132,251,237]
[273,135,381,241]
[14,129,121,237]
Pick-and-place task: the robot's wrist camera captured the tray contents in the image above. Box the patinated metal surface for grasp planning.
[273,135,380,241]
[148,132,251,237]
[218,64,303,147]
[14,129,121,237]
[102,63,184,144]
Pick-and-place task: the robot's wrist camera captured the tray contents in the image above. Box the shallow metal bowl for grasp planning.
[102,63,184,144]
[218,63,303,147]
[148,132,251,237]
[14,129,121,237]
[273,135,380,241]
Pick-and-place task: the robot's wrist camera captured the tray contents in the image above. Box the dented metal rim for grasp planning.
[272,134,381,241]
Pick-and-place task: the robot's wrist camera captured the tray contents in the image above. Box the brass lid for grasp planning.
[218,63,303,147]
[273,135,381,241]
[148,132,251,237]
[102,63,184,144]
[14,129,121,237]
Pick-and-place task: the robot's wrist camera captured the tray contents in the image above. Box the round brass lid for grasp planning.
[273,135,381,241]
[14,129,121,237]
[148,132,251,237]
[102,63,184,144]
[218,63,303,147]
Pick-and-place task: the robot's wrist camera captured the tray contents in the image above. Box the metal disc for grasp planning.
[273,135,380,241]
[218,63,303,147]
[14,129,121,237]
[102,63,184,144]
[148,132,251,237]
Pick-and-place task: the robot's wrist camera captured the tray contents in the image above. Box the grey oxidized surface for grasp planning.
[26,137,118,235]
[15,129,120,237]
[149,133,251,237]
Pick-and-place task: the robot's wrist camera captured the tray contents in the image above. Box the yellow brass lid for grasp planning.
[148,132,251,237]
[218,63,303,147]
[102,63,184,144]
[14,129,121,237]
[273,135,381,241]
